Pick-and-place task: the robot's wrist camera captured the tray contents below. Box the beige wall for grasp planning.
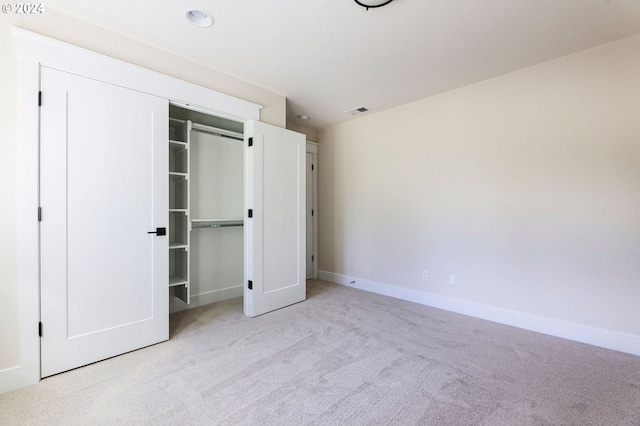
[286,121,318,143]
[318,35,640,336]
[0,11,286,371]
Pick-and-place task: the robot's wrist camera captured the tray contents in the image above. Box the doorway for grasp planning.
[306,143,318,279]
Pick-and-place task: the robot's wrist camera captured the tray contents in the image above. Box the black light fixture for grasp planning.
[354,0,395,10]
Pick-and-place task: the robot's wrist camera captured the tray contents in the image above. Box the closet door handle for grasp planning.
[148,227,166,236]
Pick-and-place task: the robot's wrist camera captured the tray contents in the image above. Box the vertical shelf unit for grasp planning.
[169,117,191,304]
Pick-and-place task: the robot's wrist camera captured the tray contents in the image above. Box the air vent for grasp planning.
[346,107,369,116]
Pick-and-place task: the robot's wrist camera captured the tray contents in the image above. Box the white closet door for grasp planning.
[244,121,306,317]
[40,67,168,377]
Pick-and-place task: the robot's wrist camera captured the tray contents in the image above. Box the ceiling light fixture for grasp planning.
[354,0,395,10]
[298,115,310,121]
[185,9,214,27]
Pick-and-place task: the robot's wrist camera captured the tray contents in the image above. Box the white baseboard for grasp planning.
[0,365,37,394]
[169,285,243,313]
[0,366,21,394]
[317,270,640,357]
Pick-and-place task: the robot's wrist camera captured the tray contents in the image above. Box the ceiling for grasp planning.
[48,0,640,130]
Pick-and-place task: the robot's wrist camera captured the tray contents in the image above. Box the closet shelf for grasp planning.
[169,276,188,287]
[169,243,188,250]
[168,113,190,305]
[169,140,188,150]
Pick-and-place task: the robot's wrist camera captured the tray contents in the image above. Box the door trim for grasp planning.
[306,142,318,280]
[10,28,260,394]
[2,55,41,394]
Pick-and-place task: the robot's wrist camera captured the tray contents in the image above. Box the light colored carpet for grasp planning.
[1,280,639,425]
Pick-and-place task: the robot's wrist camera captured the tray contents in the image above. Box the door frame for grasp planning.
[10,28,261,393]
[306,142,319,280]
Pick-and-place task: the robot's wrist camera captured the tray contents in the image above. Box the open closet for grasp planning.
[168,106,247,311]
[166,104,308,317]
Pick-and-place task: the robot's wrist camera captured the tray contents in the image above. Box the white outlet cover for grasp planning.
[422,270,429,281]
[448,274,456,286]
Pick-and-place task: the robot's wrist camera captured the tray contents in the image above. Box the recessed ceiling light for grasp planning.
[185,9,214,28]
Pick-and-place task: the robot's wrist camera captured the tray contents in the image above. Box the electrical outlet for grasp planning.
[448,274,456,286]
[422,270,429,281]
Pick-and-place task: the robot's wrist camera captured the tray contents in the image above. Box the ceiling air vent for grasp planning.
[346,107,369,116]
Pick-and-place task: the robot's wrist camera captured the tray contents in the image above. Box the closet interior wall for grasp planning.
[169,105,245,313]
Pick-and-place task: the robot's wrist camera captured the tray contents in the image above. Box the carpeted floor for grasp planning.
[1,280,639,425]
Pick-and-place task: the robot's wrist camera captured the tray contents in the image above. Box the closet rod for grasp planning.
[191,122,244,141]
[192,223,244,229]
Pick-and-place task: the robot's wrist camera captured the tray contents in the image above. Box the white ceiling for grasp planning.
[49,0,640,130]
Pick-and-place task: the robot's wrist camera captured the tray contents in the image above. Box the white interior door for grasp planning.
[306,151,315,279]
[40,67,168,377]
[244,121,306,317]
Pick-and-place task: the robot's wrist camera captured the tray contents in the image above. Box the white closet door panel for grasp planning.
[263,137,300,291]
[244,121,306,317]
[40,67,168,377]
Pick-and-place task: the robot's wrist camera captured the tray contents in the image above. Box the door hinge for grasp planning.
[312,164,314,171]
[248,209,253,218]
[312,255,314,262]
[38,91,42,107]
[248,137,253,147]
[38,207,42,222]
[248,280,253,290]
[38,322,43,337]
[311,209,314,216]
